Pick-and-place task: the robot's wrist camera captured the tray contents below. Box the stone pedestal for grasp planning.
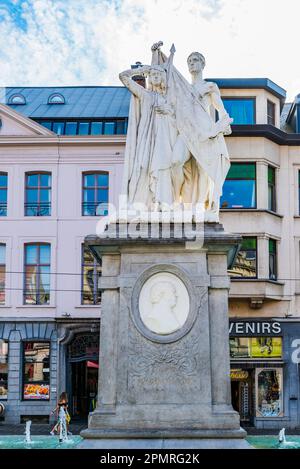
[79,223,251,449]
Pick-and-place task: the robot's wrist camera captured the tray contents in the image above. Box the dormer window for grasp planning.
[9,94,26,105]
[48,93,65,104]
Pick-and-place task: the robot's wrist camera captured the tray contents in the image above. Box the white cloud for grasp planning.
[0,0,299,100]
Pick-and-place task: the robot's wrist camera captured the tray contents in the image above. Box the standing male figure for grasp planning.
[171,50,232,220]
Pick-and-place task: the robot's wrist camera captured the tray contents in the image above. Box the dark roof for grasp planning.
[4,78,286,120]
[5,86,131,119]
[208,78,286,103]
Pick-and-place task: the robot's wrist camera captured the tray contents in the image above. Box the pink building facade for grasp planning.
[1,80,300,429]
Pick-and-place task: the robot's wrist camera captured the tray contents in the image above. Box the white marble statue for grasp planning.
[119,59,177,209]
[119,42,232,221]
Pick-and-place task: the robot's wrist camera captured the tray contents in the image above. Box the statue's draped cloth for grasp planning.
[122,50,230,207]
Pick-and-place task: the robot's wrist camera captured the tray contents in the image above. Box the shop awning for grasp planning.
[87,361,99,369]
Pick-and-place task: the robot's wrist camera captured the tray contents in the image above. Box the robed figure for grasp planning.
[119,42,232,221]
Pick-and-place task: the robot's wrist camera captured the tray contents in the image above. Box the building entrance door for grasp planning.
[68,332,99,420]
[71,360,98,419]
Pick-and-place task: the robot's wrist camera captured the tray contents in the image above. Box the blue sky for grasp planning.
[0,0,300,100]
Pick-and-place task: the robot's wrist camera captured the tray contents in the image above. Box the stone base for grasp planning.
[81,223,248,451]
[77,428,252,449]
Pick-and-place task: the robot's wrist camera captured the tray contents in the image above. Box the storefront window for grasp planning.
[23,342,50,400]
[256,368,283,417]
[230,337,282,359]
[0,340,8,399]
[251,337,282,358]
[230,338,250,358]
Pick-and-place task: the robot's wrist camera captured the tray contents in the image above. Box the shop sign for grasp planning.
[229,321,281,336]
[230,369,249,380]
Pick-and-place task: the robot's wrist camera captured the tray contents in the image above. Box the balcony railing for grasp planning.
[25,203,51,217]
[0,203,7,216]
[82,202,108,217]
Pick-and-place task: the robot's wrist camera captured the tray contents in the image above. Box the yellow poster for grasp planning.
[251,338,282,358]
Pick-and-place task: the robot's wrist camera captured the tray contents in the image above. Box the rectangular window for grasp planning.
[52,122,65,135]
[269,239,277,280]
[221,163,256,209]
[23,342,50,400]
[82,172,109,216]
[78,122,90,135]
[268,166,276,212]
[24,244,51,305]
[36,120,128,135]
[230,237,257,278]
[25,172,51,216]
[230,337,282,359]
[0,244,6,305]
[40,121,52,131]
[103,122,115,135]
[222,98,255,124]
[0,340,8,400]
[267,100,276,125]
[115,120,126,135]
[90,122,103,135]
[0,173,8,217]
[81,244,102,305]
[65,122,78,135]
[256,368,283,417]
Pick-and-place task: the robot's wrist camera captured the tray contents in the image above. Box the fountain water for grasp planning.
[278,428,300,448]
[278,428,286,444]
[24,420,32,444]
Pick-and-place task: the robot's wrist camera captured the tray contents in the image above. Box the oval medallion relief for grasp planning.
[138,272,190,335]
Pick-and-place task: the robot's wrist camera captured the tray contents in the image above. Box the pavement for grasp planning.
[0,421,87,435]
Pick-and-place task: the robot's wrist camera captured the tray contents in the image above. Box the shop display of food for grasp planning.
[24,384,49,399]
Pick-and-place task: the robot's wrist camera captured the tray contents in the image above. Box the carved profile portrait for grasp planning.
[139,272,190,335]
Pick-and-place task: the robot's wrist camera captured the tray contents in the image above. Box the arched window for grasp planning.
[8,94,26,105]
[48,93,65,104]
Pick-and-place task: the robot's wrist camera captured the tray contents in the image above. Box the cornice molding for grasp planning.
[0,134,127,146]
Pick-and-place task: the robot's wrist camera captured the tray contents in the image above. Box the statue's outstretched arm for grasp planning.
[119,66,150,98]
[151,41,168,65]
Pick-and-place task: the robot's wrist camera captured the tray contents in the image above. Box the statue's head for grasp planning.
[147,65,167,94]
[187,52,206,74]
[150,281,177,308]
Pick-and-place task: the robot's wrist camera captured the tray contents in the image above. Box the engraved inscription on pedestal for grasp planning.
[139,272,190,335]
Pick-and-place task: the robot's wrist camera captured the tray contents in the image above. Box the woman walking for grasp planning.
[50,392,71,439]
